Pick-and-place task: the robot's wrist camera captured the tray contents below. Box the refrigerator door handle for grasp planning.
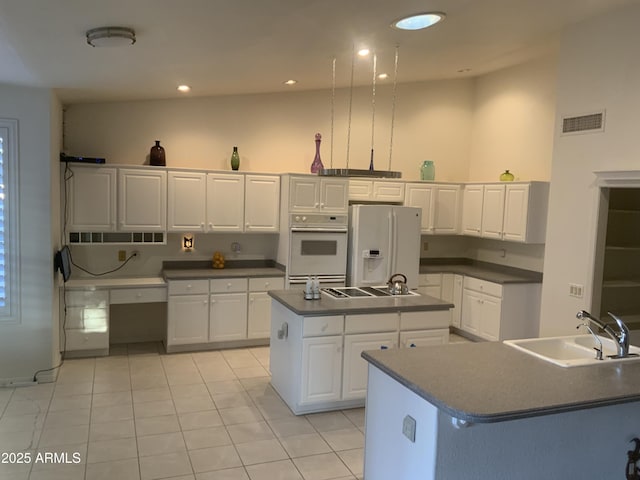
[387,211,394,279]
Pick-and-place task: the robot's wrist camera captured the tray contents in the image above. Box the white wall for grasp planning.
[540,3,640,336]
[64,79,474,182]
[0,84,57,382]
[468,55,557,182]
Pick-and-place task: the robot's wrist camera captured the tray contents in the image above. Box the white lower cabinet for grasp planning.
[342,332,397,400]
[301,335,343,404]
[209,292,247,341]
[400,329,449,348]
[248,277,285,339]
[62,289,110,353]
[167,294,209,346]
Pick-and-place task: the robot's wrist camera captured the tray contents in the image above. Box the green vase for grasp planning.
[499,170,514,181]
[230,146,240,171]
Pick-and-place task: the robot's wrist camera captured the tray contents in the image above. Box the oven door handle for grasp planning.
[290,227,348,233]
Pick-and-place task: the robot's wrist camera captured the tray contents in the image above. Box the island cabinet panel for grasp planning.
[399,329,449,348]
[301,336,343,404]
[342,332,397,400]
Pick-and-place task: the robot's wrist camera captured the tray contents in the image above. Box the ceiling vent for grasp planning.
[561,111,605,135]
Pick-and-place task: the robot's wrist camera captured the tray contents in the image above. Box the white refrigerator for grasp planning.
[347,204,422,289]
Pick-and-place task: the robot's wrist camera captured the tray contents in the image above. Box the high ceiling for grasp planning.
[0,0,636,104]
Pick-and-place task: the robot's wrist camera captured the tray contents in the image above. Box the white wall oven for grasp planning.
[287,214,347,288]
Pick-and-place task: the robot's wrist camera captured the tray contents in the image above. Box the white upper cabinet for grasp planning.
[167,171,206,232]
[349,179,405,203]
[405,183,434,233]
[461,184,484,236]
[245,174,280,232]
[206,173,245,232]
[432,185,461,234]
[481,184,506,239]
[67,166,117,232]
[118,168,167,231]
[289,176,348,213]
[503,184,534,242]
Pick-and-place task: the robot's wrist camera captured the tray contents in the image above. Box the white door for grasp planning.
[68,166,117,232]
[479,294,502,341]
[461,185,484,236]
[209,293,248,341]
[502,184,530,242]
[167,171,206,232]
[245,175,280,232]
[400,329,449,348]
[391,206,421,289]
[461,288,482,336]
[119,169,167,231]
[206,173,245,232]
[342,332,397,400]
[289,177,319,212]
[405,183,434,233]
[320,178,349,213]
[481,184,506,239]
[247,292,271,339]
[433,185,460,234]
[301,336,343,404]
[167,294,209,346]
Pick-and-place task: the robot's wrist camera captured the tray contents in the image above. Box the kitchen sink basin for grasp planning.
[504,334,640,367]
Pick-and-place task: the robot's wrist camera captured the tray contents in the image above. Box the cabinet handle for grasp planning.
[246,223,250,228]
[136,293,142,298]
[210,299,215,304]
[209,222,213,228]
[187,284,192,289]
[380,345,388,350]
[265,282,270,287]
[227,283,232,288]
[204,300,209,305]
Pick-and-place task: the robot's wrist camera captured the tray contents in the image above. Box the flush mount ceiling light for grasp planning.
[377,73,389,80]
[357,48,370,57]
[86,26,136,47]
[392,12,445,31]
[177,85,191,93]
[283,79,297,85]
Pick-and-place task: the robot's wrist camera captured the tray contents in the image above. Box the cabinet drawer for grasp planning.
[210,277,248,293]
[65,289,109,307]
[249,276,285,292]
[303,315,344,337]
[400,329,449,348]
[345,313,398,334]
[168,279,209,296]
[65,305,109,330]
[110,287,167,304]
[418,273,441,286]
[64,329,109,351]
[373,181,405,201]
[400,310,450,330]
[463,276,502,298]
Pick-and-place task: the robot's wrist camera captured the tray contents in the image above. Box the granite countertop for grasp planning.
[420,259,542,284]
[162,260,285,281]
[362,342,640,424]
[269,289,453,316]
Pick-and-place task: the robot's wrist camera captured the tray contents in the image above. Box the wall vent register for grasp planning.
[561,111,605,134]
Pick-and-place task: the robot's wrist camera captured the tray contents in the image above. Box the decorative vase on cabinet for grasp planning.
[500,170,515,181]
[150,140,166,166]
[230,146,240,171]
[420,161,435,181]
[310,133,324,173]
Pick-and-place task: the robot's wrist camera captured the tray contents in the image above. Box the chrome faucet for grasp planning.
[576,310,630,358]
[576,322,603,360]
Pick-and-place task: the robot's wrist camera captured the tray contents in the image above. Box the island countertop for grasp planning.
[268,289,453,316]
[362,341,640,424]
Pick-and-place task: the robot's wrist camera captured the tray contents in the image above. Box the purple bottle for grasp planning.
[310,133,324,173]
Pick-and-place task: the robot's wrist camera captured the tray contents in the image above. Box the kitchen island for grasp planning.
[268,289,453,414]
[362,342,640,479]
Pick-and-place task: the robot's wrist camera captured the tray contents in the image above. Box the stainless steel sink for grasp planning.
[504,334,640,367]
[321,286,420,299]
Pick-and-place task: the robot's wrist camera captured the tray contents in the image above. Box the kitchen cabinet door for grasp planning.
[348,179,374,201]
[245,175,280,232]
[461,185,484,236]
[167,294,209,346]
[373,181,405,202]
[478,293,502,341]
[247,292,271,339]
[461,288,482,336]
[320,178,348,213]
[167,171,206,232]
[400,329,449,348]
[481,184,506,239]
[433,185,461,234]
[119,168,167,231]
[67,166,117,232]
[342,332,397,401]
[451,274,463,328]
[289,176,319,212]
[502,183,530,242]
[206,173,245,232]
[301,336,343,404]
[405,183,435,233]
[209,292,248,341]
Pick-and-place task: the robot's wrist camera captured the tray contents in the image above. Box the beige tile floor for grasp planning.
[0,344,364,480]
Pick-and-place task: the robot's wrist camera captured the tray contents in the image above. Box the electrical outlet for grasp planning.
[569,283,583,298]
[422,241,429,252]
[118,250,126,262]
[402,414,416,442]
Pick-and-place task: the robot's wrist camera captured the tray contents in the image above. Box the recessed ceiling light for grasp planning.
[392,12,445,31]
[177,85,191,93]
[284,79,297,85]
[86,26,136,47]
[377,73,389,80]
[357,48,370,57]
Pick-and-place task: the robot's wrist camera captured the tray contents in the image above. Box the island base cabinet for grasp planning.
[342,333,397,400]
[400,329,449,348]
[301,336,343,405]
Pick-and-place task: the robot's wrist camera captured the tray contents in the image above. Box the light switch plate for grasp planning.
[402,414,416,442]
